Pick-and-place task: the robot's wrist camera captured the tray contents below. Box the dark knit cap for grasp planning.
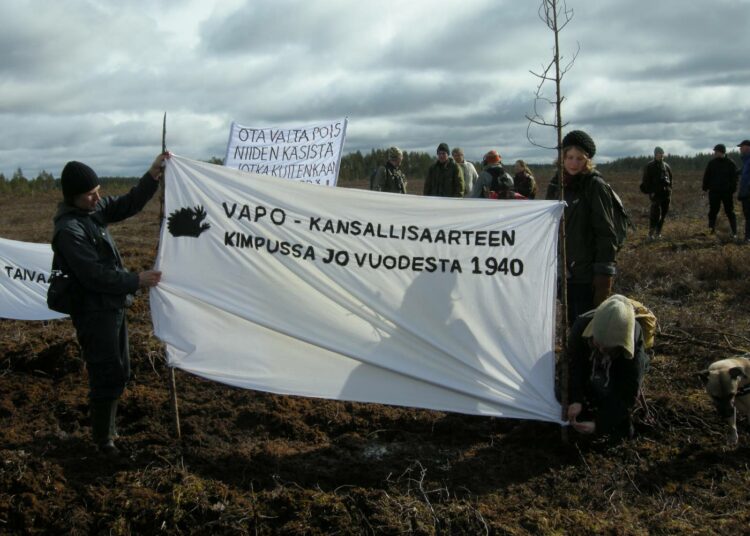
[713,143,726,154]
[61,161,99,197]
[437,142,450,154]
[654,146,664,155]
[562,130,596,158]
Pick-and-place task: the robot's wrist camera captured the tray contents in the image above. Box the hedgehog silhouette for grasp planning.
[167,205,210,237]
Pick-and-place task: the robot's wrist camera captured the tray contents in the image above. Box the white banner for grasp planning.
[0,237,67,320]
[151,155,564,423]
[223,118,348,187]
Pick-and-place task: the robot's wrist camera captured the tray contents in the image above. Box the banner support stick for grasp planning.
[157,112,182,440]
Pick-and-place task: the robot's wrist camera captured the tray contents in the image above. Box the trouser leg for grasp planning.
[566,281,594,327]
[721,192,737,234]
[743,199,750,239]
[648,197,660,234]
[708,192,721,229]
[657,195,670,233]
[73,309,130,401]
[72,309,129,451]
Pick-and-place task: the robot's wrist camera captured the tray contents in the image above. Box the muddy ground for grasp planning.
[1,170,750,535]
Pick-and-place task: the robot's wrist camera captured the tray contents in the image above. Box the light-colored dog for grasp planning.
[699,357,750,446]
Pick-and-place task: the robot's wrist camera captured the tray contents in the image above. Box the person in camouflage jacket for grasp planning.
[373,146,407,194]
[640,146,673,239]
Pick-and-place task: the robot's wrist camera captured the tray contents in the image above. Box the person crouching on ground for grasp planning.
[50,153,168,457]
[566,295,650,439]
[545,130,618,324]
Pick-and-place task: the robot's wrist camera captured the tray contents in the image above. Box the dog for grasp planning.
[699,357,750,446]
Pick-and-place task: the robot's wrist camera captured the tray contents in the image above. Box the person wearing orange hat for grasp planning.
[470,150,513,198]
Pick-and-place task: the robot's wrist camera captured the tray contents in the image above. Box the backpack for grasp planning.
[584,174,635,251]
[580,296,658,351]
[629,297,658,350]
[483,166,513,198]
[47,270,77,314]
[606,182,635,250]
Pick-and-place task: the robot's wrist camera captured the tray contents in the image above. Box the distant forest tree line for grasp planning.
[0,149,742,193]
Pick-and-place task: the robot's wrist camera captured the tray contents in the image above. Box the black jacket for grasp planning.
[51,173,159,312]
[702,156,738,193]
[546,171,618,284]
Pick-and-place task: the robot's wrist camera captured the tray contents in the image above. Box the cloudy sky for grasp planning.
[1,0,749,178]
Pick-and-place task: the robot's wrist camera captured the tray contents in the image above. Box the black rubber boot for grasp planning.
[90,399,119,457]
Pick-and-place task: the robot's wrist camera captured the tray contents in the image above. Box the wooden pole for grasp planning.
[158,112,182,440]
[551,1,570,443]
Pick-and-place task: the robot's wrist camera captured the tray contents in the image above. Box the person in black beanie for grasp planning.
[545,130,619,324]
[423,142,464,197]
[50,153,169,457]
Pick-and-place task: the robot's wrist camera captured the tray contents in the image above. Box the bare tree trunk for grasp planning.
[525,0,578,440]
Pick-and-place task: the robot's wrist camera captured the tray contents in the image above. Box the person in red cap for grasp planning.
[545,130,619,324]
[50,153,168,457]
[470,150,514,198]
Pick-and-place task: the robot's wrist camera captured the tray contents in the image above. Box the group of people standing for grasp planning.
[51,130,750,456]
[371,142,537,200]
[373,130,643,439]
[641,141,750,243]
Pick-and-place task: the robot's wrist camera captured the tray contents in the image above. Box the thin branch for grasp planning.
[658,331,749,354]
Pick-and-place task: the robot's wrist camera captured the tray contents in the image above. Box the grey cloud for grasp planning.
[0,0,748,176]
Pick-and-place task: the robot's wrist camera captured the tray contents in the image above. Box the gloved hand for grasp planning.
[592,274,613,307]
